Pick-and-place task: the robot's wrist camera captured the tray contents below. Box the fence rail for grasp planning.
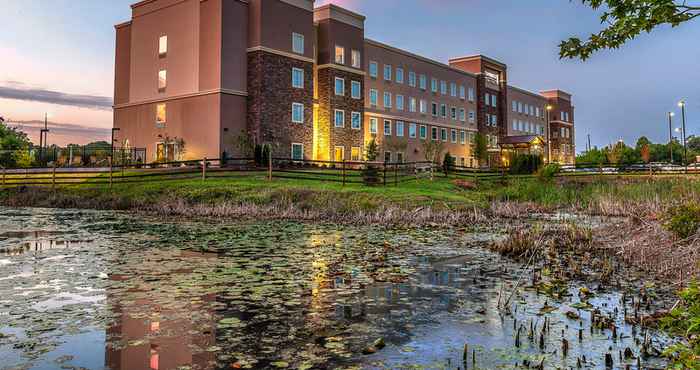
[1,158,699,189]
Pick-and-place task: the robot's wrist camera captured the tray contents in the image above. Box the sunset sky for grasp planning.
[1,0,698,148]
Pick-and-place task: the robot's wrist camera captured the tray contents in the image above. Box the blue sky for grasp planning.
[1,0,698,149]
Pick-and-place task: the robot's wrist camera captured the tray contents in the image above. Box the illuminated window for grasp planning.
[158,35,167,57]
[334,146,345,161]
[150,347,160,370]
[351,49,361,68]
[156,103,166,124]
[150,321,160,332]
[335,45,345,64]
[351,112,361,130]
[158,70,167,91]
[292,103,304,123]
[291,143,303,160]
[351,147,361,161]
[292,68,304,88]
[292,33,304,54]
[351,81,361,99]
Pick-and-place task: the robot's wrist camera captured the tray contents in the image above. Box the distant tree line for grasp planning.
[576,136,700,165]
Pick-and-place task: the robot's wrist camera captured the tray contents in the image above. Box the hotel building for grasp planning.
[113,0,576,166]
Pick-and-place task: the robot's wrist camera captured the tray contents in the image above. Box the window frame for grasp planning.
[291,143,304,160]
[334,77,345,96]
[335,45,345,64]
[369,61,378,78]
[384,120,392,136]
[292,32,305,54]
[351,111,362,130]
[351,80,361,99]
[292,67,304,89]
[291,103,304,123]
[334,109,345,128]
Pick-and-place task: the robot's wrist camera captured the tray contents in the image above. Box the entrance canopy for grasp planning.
[499,135,545,150]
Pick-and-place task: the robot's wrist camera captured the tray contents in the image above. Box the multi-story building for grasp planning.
[113,0,575,166]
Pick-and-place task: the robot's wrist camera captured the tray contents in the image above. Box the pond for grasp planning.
[0,207,672,370]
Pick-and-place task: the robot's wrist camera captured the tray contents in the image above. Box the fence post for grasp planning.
[52,164,56,189]
[268,149,272,181]
[394,163,398,186]
[342,160,346,186]
[109,156,113,189]
[202,157,207,181]
[2,168,5,186]
[383,160,387,186]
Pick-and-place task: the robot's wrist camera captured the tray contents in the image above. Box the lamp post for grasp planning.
[545,105,553,163]
[668,112,675,164]
[678,100,687,168]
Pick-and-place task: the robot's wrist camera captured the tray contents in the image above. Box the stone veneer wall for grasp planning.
[317,67,365,161]
[247,50,314,158]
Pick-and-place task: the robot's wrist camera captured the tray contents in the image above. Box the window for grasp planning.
[441,128,447,141]
[334,110,345,127]
[468,110,476,123]
[292,33,304,54]
[396,95,405,110]
[485,93,490,106]
[512,100,518,112]
[396,67,404,83]
[535,107,540,117]
[292,103,304,123]
[431,127,438,141]
[369,61,378,78]
[491,94,497,107]
[420,125,427,139]
[370,117,378,134]
[396,152,404,163]
[396,121,405,137]
[451,129,457,143]
[334,146,345,162]
[292,143,303,160]
[335,45,345,64]
[334,77,345,96]
[419,99,427,114]
[384,151,392,162]
[451,107,457,120]
[459,108,466,122]
[369,89,378,107]
[440,81,447,95]
[431,102,438,116]
[468,87,475,102]
[409,123,417,138]
[419,75,427,90]
[518,102,523,113]
[450,83,457,97]
[158,70,167,91]
[158,35,168,56]
[524,104,529,115]
[561,127,565,137]
[384,120,392,136]
[351,81,361,99]
[351,49,361,68]
[351,147,361,161]
[350,111,361,130]
[409,97,417,112]
[156,103,166,124]
[383,92,392,108]
[513,119,518,131]
[431,78,438,92]
[384,64,392,81]
[408,71,416,87]
[440,104,447,118]
[460,130,466,144]
[491,114,498,126]
[459,86,466,100]
[292,68,304,88]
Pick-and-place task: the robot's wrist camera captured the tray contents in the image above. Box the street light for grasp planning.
[668,112,675,163]
[678,100,688,168]
[546,105,553,163]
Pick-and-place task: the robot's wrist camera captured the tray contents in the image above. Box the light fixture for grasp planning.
[678,100,686,108]
[669,112,675,117]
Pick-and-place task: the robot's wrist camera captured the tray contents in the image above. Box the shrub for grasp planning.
[254,144,271,166]
[538,163,561,182]
[442,152,456,175]
[362,139,381,186]
[509,154,543,175]
[664,203,700,239]
[661,281,700,368]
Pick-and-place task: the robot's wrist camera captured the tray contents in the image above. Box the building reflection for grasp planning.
[105,250,219,370]
[0,238,91,256]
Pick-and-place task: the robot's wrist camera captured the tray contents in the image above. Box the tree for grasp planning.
[442,152,456,175]
[0,117,33,168]
[473,133,488,167]
[362,138,381,185]
[640,143,651,163]
[560,0,700,60]
[636,136,652,151]
[421,139,445,164]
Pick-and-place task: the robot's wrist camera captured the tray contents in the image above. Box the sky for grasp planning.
[1,0,698,149]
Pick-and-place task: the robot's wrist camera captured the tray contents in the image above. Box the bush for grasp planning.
[442,152,456,175]
[664,203,700,239]
[362,139,381,186]
[509,154,543,175]
[254,144,271,166]
[661,281,700,368]
[538,163,561,182]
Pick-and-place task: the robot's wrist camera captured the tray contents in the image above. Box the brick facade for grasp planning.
[317,67,365,161]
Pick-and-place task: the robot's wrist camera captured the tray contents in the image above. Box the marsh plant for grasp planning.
[661,281,700,369]
[664,203,700,240]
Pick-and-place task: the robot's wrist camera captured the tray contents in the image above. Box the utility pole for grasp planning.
[668,112,675,164]
[679,100,687,167]
[40,113,50,165]
[587,134,591,153]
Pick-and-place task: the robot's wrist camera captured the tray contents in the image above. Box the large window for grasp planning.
[431,102,438,116]
[468,87,475,101]
[383,92,392,108]
[396,95,404,110]
[440,104,447,118]
[384,120,391,136]
[351,112,361,130]
[384,64,392,81]
[459,108,466,122]
[460,130,466,144]
[158,70,167,91]
[334,77,345,96]
[158,35,168,57]
[369,117,378,134]
[420,125,427,139]
[156,103,166,124]
[419,99,427,114]
[440,81,447,95]
[451,129,457,143]
[431,78,438,92]
[450,83,457,97]
[419,74,427,90]
[291,143,303,160]
[351,49,361,68]
[351,81,361,99]
[334,109,345,128]
[409,123,417,138]
[431,127,438,141]
[292,103,304,123]
[459,85,466,100]
[408,71,416,87]
[451,107,457,120]
[292,68,304,88]
[334,146,345,162]
[335,45,345,64]
[369,61,378,78]
[351,147,361,161]
[396,67,404,83]
[369,89,378,107]
[292,33,304,54]
[396,121,405,137]
[441,128,448,142]
[409,97,417,113]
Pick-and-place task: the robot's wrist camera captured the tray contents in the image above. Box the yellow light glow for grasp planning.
[546,105,553,111]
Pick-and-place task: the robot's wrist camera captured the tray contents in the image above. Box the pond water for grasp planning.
[0,207,672,370]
